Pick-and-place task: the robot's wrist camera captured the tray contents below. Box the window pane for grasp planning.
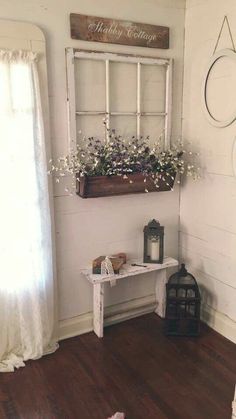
[110,62,137,112]
[76,115,106,140]
[110,115,137,138]
[75,59,105,111]
[140,116,165,145]
[141,64,166,113]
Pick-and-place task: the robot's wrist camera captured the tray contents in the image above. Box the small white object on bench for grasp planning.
[82,256,178,338]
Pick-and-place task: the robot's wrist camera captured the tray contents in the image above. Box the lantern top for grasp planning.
[143,219,164,233]
[168,263,198,287]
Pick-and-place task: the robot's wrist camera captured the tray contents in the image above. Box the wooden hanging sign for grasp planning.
[70,13,169,49]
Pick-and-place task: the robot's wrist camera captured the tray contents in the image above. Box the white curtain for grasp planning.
[0,49,58,372]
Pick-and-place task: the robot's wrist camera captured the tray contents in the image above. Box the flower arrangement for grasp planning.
[49,125,200,195]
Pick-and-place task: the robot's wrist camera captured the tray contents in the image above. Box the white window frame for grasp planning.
[66,47,173,152]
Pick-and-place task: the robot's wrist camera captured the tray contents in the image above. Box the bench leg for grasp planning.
[93,283,104,338]
[155,269,167,318]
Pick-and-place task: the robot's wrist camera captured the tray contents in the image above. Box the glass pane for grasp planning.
[110,115,137,138]
[75,58,105,112]
[110,61,137,112]
[76,115,106,141]
[141,64,166,113]
[147,237,160,261]
[140,116,165,145]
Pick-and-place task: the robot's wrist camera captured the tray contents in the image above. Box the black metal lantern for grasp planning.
[143,219,164,264]
[165,264,201,336]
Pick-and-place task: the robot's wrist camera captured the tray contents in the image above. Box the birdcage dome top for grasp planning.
[168,264,197,286]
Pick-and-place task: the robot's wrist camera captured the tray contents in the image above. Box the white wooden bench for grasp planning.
[82,256,178,337]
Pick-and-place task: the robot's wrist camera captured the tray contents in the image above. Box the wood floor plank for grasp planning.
[0,314,235,419]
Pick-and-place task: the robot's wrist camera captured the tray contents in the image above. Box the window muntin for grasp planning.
[66,48,172,150]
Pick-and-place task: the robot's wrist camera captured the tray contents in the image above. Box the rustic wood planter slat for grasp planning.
[76,172,176,198]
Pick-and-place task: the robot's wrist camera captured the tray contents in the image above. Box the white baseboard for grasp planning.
[59,295,236,345]
[59,294,156,341]
[201,303,236,344]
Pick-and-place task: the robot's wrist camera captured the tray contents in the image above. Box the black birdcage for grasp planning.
[165,264,201,336]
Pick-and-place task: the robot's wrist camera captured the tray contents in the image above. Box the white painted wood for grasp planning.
[182,0,236,343]
[93,283,104,338]
[75,111,167,117]
[137,62,141,137]
[180,231,236,289]
[142,112,167,116]
[0,1,184,327]
[74,50,169,66]
[58,292,236,343]
[0,20,43,41]
[164,59,173,149]
[75,111,106,115]
[105,59,110,137]
[181,246,236,322]
[67,49,173,149]
[201,303,236,345]
[83,257,178,337]
[75,111,166,116]
[111,111,137,116]
[66,47,77,153]
[82,257,178,284]
[233,136,236,178]
[59,294,157,340]
[55,187,180,321]
[155,268,168,317]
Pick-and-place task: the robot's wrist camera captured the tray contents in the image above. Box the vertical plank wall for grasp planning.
[0,0,186,338]
[181,0,236,343]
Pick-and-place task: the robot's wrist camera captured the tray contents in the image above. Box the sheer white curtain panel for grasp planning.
[0,49,58,372]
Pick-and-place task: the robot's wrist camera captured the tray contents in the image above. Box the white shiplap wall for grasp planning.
[181,0,236,343]
[0,0,186,336]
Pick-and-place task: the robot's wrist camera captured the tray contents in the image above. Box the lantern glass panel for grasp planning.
[148,236,160,261]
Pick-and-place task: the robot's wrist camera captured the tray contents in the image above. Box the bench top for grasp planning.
[82,256,178,284]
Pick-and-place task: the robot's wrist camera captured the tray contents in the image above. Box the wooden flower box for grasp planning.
[76,172,176,198]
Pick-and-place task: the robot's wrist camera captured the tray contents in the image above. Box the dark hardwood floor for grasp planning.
[0,313,235,419]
